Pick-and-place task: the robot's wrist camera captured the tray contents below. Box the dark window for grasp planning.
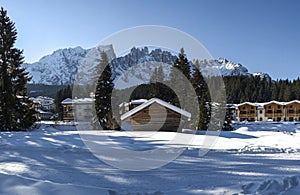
[289,110,294,114]
[267,110,272,114]
[259,110,263,114]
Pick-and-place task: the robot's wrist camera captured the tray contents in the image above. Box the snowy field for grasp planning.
[0,122,300,194]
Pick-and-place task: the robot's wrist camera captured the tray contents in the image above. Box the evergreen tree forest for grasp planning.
[223,76,300,103]
[0,8,35,131]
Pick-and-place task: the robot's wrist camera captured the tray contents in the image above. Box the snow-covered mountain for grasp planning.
[23,45,115,85]
[23,46,270,87]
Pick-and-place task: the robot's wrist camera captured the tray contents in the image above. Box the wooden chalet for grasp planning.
[120,98,191,132]
[263,101,285,122]
[237,102,258,122]
[285,100,300,121]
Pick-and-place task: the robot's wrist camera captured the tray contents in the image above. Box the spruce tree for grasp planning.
[169,48,191,108]
[95,51,119,130]
[0,8,35,131]
[149,65,165,99]
[191,60,210,130]
[222,107,233,131]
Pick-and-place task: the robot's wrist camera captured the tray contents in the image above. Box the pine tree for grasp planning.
[95,52,119,130]
[191,60,210,130]
[0,8,35,131]
[149,65,165,99]
[222,107,233,130]
[169,48,191,108]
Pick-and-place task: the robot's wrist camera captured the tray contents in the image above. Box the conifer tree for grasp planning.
[149,65,165,99]
[95,52,119,130]
[191,60,210,130]
[0,8,35,131]
[169,48,191,108]
[222,107,233,130]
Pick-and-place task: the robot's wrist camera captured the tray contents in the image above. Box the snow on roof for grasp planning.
[262,100,286,106]
[237,102,258,107]
[31,99,41,104]
[36,109,54,114]
[61,98,73,104]
[236,100,300,108]
[73,98,94,104]
[61,98,94,104]
[285,100,300,105]
[130,99,148,104]
[121,98,191,121]
[119,99,149,108]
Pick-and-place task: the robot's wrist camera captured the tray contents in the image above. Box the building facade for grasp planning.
[61,98,94,122]
[121,98,191,131]
[236,100,300,122]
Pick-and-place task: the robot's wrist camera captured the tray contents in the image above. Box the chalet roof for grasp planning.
[236,100,300,108]
[237,102,258,107]
[120,98,191,121]
[263,100,286,106]
[61,98,73,104]
[73,98,94,104]
[285,100,300,105]
[119,99,148,108]
[61,98,94,104]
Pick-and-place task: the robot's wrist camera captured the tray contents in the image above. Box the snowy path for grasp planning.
[0,123,300,194]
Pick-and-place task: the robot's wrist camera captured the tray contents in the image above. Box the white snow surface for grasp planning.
[0,122,300,194]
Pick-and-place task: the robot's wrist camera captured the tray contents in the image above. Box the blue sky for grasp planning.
[1,0,299,80]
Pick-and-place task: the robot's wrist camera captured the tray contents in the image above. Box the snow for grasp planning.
[120,98,191,120]
[24,46,271,87]
[0,122,300,194]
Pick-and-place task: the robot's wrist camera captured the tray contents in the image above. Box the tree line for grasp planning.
[223,76,300,104]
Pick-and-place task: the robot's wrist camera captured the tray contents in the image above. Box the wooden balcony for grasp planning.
[264,113,284,118]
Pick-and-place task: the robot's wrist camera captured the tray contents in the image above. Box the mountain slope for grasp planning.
[23,46,270,87]
[23,45,115,85]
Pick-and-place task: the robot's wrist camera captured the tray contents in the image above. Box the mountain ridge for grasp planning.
[22,46,271,87]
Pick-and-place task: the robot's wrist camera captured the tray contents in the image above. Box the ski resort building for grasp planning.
[236,100,300,122]
[120,98,191,131]
[237,102,258,122]
[61,98,94,122]
[30,96,55,120]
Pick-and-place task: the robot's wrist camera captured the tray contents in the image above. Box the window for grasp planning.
[290,105,293,108]
[267,110,272,114]
[268,106,271,109]
[278,105,281,109]
[259,110,263,114]
[288,110,294,114]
